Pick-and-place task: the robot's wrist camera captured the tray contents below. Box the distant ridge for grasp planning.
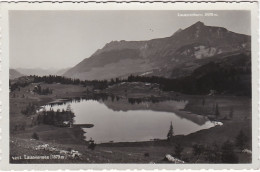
[16,68,70,77]
[10,69,24,80]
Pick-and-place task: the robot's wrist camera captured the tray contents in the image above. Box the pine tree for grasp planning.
[66,104,74,127]
[167,121,174,141]
[110,78,115,85]
[66,104,72,112]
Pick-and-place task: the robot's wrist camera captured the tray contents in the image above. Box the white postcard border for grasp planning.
[0,1,259,170]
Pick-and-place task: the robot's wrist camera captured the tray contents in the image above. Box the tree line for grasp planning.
[35,106,75,127]
[10,75,112,92]
[10,58,251,97]
[125,62,251,96]
[20,102,75,128]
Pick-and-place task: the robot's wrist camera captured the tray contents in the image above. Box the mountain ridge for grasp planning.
[16,67,69,77]
[10,69,24,80]
[64,21,250,80]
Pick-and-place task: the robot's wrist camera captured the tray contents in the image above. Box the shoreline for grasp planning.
[39,92,223,145]
[10,82,252,163]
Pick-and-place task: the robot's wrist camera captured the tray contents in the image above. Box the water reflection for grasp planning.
[43,96,215,143]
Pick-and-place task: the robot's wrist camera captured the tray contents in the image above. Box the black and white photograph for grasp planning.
[5,8,256,166]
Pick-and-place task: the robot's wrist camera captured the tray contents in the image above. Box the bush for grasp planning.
[192,144,205,157]
[32,132,39,140]
[236,130,248,150]
[221,140,238,163]
[88,139,96,150]
[21,103,37,116]
[192,144,205,162]
[204,144,221,163]
[174,143,184,159]
[144,152,150,157]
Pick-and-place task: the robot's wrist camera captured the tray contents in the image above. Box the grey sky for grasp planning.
[9,10,250,69]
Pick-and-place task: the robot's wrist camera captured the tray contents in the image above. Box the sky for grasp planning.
[9,10,251,69]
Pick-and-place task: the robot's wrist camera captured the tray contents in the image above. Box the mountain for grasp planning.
[64,21,250,80]
[16,68,69,76]
[102,98,209,125]
[55,68,70,76]
[10,69,24,80]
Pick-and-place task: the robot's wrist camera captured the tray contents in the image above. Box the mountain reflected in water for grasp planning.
[44,96,215,143]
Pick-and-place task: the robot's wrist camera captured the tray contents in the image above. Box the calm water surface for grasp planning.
[43,99,215,143]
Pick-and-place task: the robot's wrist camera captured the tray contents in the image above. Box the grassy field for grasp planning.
[10,82,252,163]
[10,83,88,144]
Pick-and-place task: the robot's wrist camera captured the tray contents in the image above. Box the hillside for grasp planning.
[55,68,70,76]
[163,52,251,96]
[10,69,24,80]
[64,21,250,80]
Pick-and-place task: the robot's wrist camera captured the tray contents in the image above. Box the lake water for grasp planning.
[43,98,216,143]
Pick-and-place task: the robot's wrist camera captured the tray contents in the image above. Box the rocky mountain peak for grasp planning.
[194,21,205,27]
[185,21,206,31]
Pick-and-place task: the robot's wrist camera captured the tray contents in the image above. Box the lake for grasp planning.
[43,98,216,143]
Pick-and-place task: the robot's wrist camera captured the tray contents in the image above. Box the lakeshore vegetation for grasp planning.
[9,74,251,163]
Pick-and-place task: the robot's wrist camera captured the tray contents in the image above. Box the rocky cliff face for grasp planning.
[64,21,250,80]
